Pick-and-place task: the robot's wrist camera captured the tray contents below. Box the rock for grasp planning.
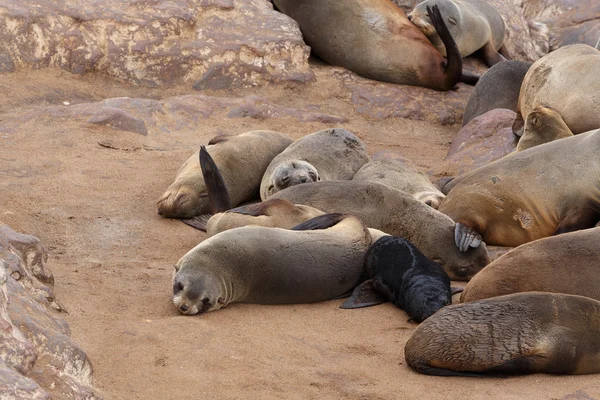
[433,109,518,181]
[0,0,313,87]
[89,107,148,136]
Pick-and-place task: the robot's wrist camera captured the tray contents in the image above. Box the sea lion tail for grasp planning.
[428,4,462,91]
[199,145,232,214]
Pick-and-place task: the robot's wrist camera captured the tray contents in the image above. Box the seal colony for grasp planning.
[155,0,600,381]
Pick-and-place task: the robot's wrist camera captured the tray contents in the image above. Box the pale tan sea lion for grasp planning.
[461,228,600,303]
[260,128,370,200]
[405,292,600,375]
[157,130,292,219]
[272,1,468,90]
[516,105,574,151]
[408,0,506,66]
[439,129,600,248]
[513,44,600,136]
[271,180,490,280]
[353,159,445,209]
[172,214,372,315]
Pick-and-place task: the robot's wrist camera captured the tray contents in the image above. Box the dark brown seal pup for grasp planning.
[172,214,372,315]
[157,130,292,219]
[461,228,600,303]
[439,129,600,247]
[272,1,466,90]
[405,292,600,376]
[462,61,532,126]
[341,236,460,322]
[271,180,490,280]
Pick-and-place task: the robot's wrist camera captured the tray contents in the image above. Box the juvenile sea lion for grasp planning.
[172,214,372,315]
[516,105,574,151]
[439,129,600,248]
[408,0,506,66]
[157,130,292,219]
[272,1,466,90]
[405,292,600,376]
[462,61,532,126]
[513,44,600,136]
[461,228,600,303]
[260,128,369,200]
[341,236,459,322]
[272,180,490,280]
[353,159,445,209]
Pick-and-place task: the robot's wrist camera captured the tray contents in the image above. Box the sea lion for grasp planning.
[516,105,574,151]
[408,0,507,66]
[271,180,490,280]
[272,1,466,90]
[513,44,600,136]
[172,214,372,315]
[461,228,600,303]
[462,61,532,126]
[157,130,292,219]
[439,129,600,248]
[353,159,445,209]
[405,292,600,376]
[260,128,370,200]
[341,236,460,322]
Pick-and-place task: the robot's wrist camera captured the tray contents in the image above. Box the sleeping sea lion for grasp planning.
[461,228,600,303]
[157,130,292,219]
[272,1,469,90]
[405,292,600,376]
[172,214,372,315]
[408,0,507,66]
[439,129,600,248]
[516,105,574,151]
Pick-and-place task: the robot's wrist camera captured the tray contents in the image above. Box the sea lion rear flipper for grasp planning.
[199,145,232,214]
[460,72,480,86]
[340,280,387,309]
[480,42,508,67]
[291,213,346,231]
[181,214,212,231]
[454,222,483,252]
[428,4,462,91]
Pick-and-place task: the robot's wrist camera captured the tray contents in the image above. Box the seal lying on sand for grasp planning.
[271,180,490,280]
[461,228,600,303]
[405,292,600,376]
[157,130,292,219]
[341,236,460,322]
[273,1,471,90]
[260,128,369,200]
[172,214,372,315]
[439,129,600,248]
[408,0,507,66]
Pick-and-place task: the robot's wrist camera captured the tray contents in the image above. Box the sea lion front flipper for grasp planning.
[291,213,346,231]
[451,287,464,295]
[199,145,232,214]
[181,214,212,231]
[454,222,483,252]
[340,280,387,309]
[480,42,508,67]
[427,4,462,90]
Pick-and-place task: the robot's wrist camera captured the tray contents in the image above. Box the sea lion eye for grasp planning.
[282,176,290,184]
[309,172,317,180]
[198,192,208,198]
[448,16,457,25]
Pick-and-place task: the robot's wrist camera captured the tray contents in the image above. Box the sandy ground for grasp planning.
[1,66,599,400]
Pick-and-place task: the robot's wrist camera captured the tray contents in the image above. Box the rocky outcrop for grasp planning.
[0,225,101,399]
[0,0,313,87]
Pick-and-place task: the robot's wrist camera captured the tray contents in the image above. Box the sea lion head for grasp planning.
[267,160,320,196]
[172,262,225,315]
[517,105,574,151]
[157,184,208,219]
[402,276,452,322]
[408,0,460,39]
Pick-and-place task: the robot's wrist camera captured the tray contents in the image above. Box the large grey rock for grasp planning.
[0,0,313,87]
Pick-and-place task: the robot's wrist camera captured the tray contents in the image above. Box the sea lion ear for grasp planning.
[448,16,457,25]
[451,287,464,295]
[340,280,387,309]
[199,146,232,214]
[454,222,483,252]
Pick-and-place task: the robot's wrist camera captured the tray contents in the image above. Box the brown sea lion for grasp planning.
[172,214,372,315]
[462,61,532,126]
[408,0,507,66]
[439,129,600,248]
[513,44,600,136]
[272,1,467,90]
[271,180,490,280]
[353,159,445,209]
[405,292,600,376]
[516,105,574,151]
[461,228,600,303]
[157,130,292,219]
[260,128,369,200]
